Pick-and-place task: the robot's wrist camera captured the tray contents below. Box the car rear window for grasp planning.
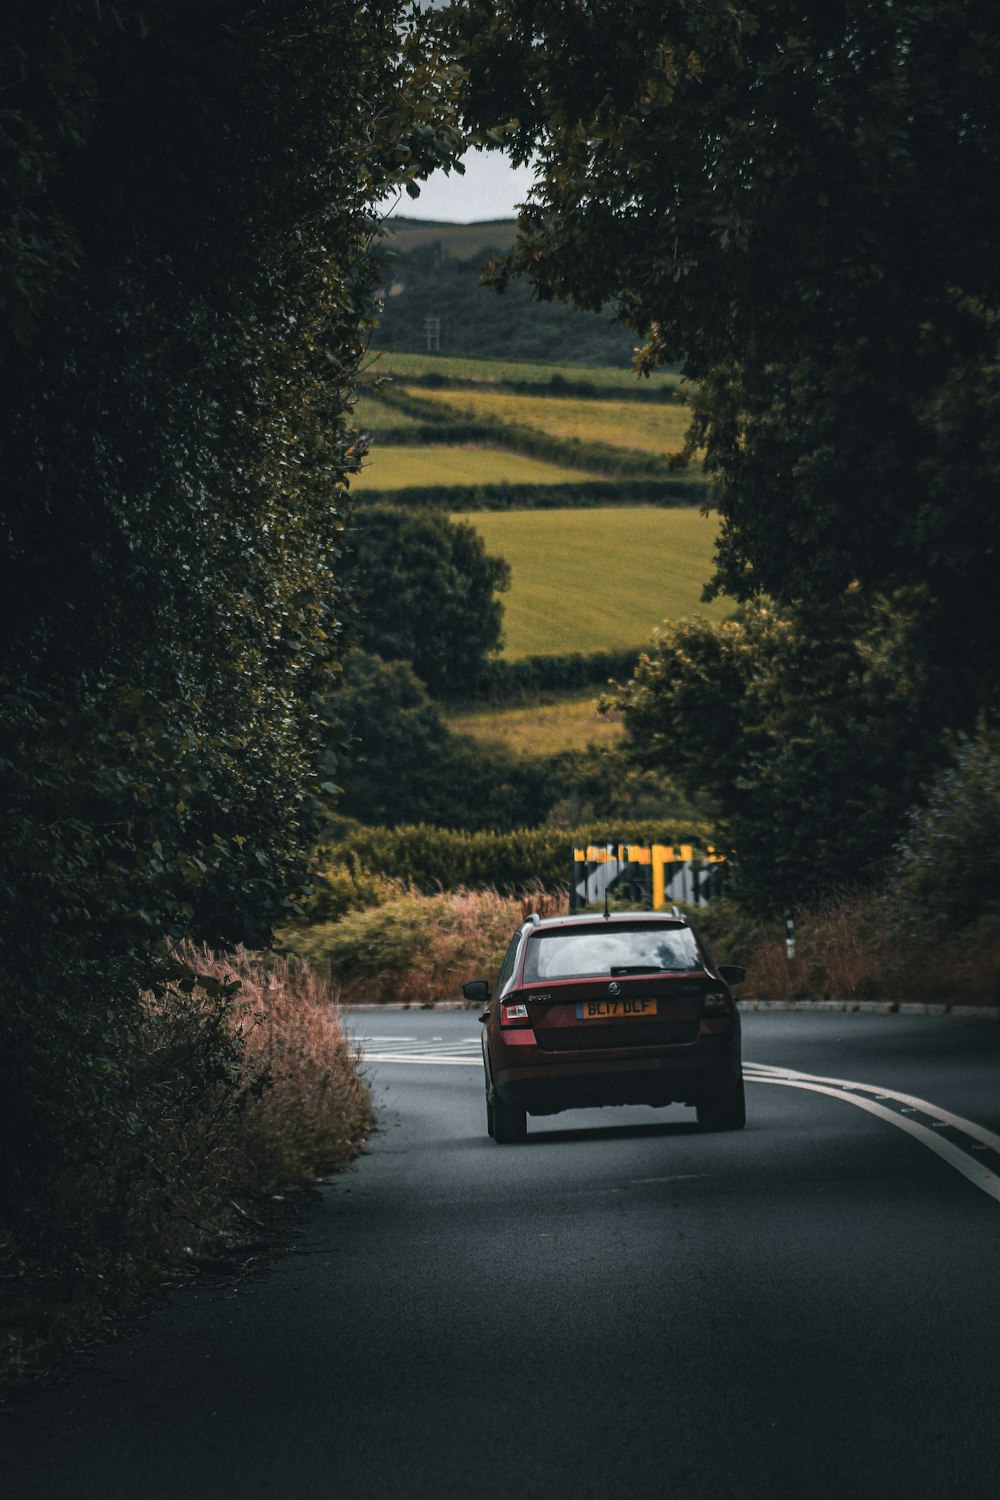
[522,924,702,981]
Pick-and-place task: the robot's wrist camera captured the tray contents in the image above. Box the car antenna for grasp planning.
[604,858,611,920]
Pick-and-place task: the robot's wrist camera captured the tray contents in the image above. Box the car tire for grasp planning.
[492,1095,528,1145]
[486,1092,495,1139]
[697,1076,747,1131]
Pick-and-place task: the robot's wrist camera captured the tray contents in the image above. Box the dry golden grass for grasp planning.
[1,948,372,1396]
[184,945,373,1184]
[722,895,1000,1005]
[63,946,376,1271]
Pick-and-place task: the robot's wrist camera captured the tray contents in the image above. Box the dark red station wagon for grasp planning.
[463,911,746,1144]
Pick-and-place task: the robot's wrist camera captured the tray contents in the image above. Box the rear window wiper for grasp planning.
[610,964,694,975]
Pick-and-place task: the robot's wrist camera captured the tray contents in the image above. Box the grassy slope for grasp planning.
[370,350,682,393]
[407,387,694,455]
[447,694,625,755]
[352,393,422,429]
[451,506,726,658]
[352,446,599,490]
[383,217,516,257]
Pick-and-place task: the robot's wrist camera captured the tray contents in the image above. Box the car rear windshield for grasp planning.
[522,924,702,982]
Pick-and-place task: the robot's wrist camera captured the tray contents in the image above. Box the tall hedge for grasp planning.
[317,820,715,898]
[357,478,709,509]
[0,0,461,1247]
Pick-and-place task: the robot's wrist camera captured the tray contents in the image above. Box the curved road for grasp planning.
[5,1009,1000,1499]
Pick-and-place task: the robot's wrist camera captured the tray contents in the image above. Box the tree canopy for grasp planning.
[616,593,937,909]
[320,649,557,829]
[445,0,1000,712]
[346,504,511,695]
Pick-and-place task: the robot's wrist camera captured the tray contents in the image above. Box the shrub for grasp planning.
[1,945,372,1391]
[463,648,642,704]
[318,650,561,830]
[285,887,566,1004]
[891,724,1000,930]
[198,946,372,1185]
[308,865,410,923]
[701,888,1000,1005]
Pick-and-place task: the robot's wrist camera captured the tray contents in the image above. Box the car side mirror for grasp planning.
[718,964,746,987]
[462,979,490,1004]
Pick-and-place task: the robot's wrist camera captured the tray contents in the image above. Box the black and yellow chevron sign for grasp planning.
[570,842,727,911]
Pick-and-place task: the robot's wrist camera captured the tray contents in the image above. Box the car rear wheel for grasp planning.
[485,1093,495,1138]
[492,1094,528,1144]
[697,1076,747,1131]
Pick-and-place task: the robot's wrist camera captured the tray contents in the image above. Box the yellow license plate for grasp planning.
[575,998,657,1021]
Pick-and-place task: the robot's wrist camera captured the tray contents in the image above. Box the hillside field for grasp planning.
[407,387,694,455]
[352,393,422,429]
[371,350,683,394]
[351,446,598,490]
[384,217,517,257]
[451,506,726,658]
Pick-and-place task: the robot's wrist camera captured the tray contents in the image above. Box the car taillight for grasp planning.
[500,1001,530,1027]
[702,992,733,1014]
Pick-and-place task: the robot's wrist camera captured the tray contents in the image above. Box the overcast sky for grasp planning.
[383,147,537,223]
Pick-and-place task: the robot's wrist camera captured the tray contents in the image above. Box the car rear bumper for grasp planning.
[490,1031,741,1115]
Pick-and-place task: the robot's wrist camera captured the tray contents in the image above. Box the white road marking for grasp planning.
[360,1054,482,1067]
[356,1036,482,1067]
[354,1035,419,1042]
[745,1061,1000,1154]
[352,1040,1000,1203]
[745,1062,1000,1205]
[354,1037,481,1065]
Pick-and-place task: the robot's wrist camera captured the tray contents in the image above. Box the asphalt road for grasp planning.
[5,1009,1000,1500]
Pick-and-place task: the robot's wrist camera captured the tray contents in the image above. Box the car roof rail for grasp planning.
[526,911,541,926]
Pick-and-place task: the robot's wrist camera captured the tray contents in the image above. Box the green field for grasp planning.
[451,506,726,658]
[447,693,625,755]
[370,350,683,394]
[407,388,693,456]
[352,393,421,430]
[352,446,598,491]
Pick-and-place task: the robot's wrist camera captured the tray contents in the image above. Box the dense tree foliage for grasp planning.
[0,0,462,1240]
[892,724,1000,932]
[346,504,510,695]
[319,650,558,829]
[616,594,938,909]
[445,0,1000,712]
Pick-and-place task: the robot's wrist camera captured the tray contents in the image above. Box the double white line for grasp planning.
[745,1061,1000,1204]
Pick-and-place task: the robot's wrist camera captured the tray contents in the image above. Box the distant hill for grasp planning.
[383,217,518,258]
[375,217,637,367]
